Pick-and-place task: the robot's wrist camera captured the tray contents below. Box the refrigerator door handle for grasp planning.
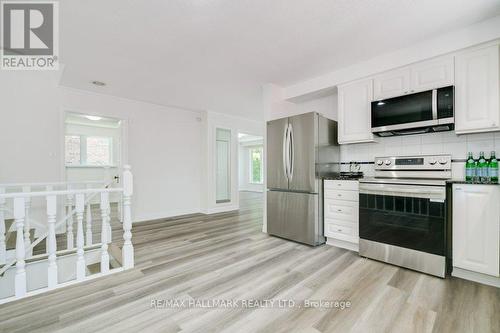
[288,123,294,181]
[282,123,289,180]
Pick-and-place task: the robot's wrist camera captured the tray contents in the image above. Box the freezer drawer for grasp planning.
[267,190,323,246]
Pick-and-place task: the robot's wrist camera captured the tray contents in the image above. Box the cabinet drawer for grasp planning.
[324,219,358,243]
[325,189,358,202]
[324,180,359,191]
[324,200,359,222]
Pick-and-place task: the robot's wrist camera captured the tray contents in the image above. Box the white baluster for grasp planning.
[46,195,58,289]
[100,192,110,274]
[122,165,134,269]
[66,188,74,250]
[85,193,93,246]
[0,187,6,265]
[22,186,32,258]
[14,197,27,298]
[75,194,86,281]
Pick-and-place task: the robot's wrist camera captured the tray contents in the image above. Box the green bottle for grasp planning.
[465,152,475,182]
[489,151,498,184]
[478,151,488,183]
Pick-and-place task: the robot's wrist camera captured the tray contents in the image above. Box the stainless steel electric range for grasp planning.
[358,155,452,277]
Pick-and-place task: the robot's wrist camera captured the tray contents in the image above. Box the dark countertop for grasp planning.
[446,180,500,185]
[323,177,500,185]
[322,176,363,181]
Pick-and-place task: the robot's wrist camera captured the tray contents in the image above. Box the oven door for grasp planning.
[359,183,446,256]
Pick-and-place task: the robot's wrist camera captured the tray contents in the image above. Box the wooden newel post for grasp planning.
[22,186,32,258]
[66,185,74,250]
[75,194,86,281]
[85,184,93,246]
[122,165,134,269]
[100,192,110,274]
[14,197,27,298]
[46,195,58,289]
[0,187,6,265]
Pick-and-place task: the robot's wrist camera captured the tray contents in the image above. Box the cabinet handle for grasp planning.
[337,229,342,232]
[337,209,342,212]
[455,187,462,191]
[337,194,342,197]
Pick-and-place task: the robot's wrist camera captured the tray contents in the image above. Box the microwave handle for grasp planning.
[432,89,437,120]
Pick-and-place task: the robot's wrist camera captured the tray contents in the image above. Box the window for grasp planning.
[86,137,111,166]
[65,135,81,166]
[249,147,263,184]
[65,135,113,167]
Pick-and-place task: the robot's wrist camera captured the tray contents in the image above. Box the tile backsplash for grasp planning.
[340,131,500,179]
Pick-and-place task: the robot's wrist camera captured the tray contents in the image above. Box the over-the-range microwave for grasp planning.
[371,86,454,137]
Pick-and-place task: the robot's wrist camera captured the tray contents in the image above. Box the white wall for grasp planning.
[285,15,500,100]
[61,88,203,222]
[238,139,264,193]
[0,70,204,223]
[0,71,63,184]
[262,84,338,122]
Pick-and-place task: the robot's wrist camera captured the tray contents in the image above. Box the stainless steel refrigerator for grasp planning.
[267,112,340,246]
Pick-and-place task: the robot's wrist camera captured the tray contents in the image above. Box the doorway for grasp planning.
[63,112,123,186]
[238,133,264,193]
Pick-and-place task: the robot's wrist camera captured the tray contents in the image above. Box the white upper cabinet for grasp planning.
[338,78,375,144]
[453,184,500,277]
[410,56,454,92]
[373,67,411,100]
[373,56,454,100]
[455,44,500,134]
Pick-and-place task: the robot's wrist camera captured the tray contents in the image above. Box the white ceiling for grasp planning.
[59,0,500,120]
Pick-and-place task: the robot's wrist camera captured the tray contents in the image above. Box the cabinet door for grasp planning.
[453,185,500,276]
[455,45,500,134]
[338,79,375,144]
[373,67,411,100]
[410,56,454,92]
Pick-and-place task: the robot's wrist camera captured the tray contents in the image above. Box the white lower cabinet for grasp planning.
[453,184,500,278]
[324,180,359,251]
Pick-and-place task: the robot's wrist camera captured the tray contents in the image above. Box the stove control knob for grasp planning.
[439,159,448,165]
[429,159,437,165]
[384,159,392,166]
[376,160,384,166]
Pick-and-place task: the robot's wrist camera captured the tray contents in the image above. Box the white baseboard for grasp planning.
[239,188,264,193]
[133,208,201,223]
[326,238,359,252]
[204,205,239,214]
[452,267,500,288]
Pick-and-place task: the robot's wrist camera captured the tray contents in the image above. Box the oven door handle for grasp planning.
[359,183,446,200]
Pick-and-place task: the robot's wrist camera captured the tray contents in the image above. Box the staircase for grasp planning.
[0,166,135,304]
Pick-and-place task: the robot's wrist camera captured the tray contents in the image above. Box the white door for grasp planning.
[410,56,454,92]
[338,79,375,144]
[453,184,500,276]
[373,67,411,100]
[455,45,500,134]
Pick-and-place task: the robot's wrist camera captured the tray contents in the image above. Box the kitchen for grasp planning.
[266,40,500,288]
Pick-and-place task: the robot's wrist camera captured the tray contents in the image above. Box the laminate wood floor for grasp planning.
[1,192,499,333]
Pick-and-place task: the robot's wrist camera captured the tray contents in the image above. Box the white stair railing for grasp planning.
[0,166,134,303]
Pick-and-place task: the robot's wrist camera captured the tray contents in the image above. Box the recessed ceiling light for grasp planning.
[85,115,102,121]
[91,80,106,87]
